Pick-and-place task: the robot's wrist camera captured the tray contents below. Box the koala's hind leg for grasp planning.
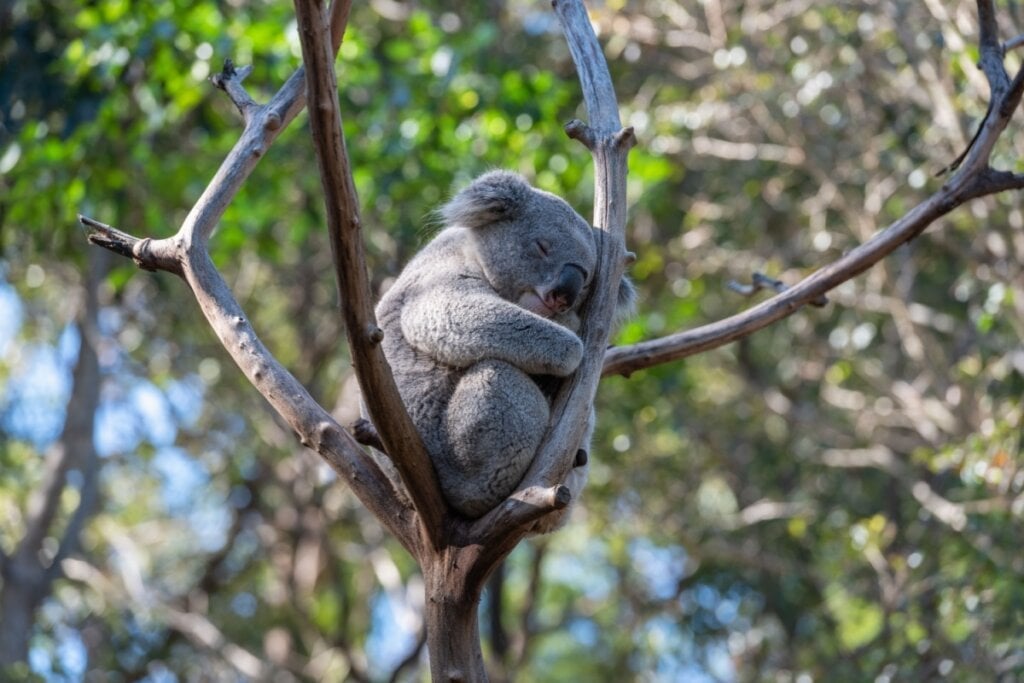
[442,359,549,517]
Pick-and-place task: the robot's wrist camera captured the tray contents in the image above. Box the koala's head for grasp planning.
[441,171,598,319]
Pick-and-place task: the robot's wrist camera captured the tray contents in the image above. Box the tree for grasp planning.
[6,0,1024,679]
[73,0,1024,679]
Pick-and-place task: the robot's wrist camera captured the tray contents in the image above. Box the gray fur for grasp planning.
[375,171,634,528]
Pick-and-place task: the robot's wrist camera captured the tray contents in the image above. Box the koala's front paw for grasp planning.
[537,335,583,376]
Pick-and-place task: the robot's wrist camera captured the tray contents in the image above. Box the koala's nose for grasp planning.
[547,264,586,312]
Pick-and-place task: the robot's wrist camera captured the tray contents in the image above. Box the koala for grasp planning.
[373,171,634,528]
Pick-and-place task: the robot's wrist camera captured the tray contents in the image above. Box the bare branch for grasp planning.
[177,0,351,248]
[602,190,955,376]
[210,59,259,123]
[465,485,571,546]
[83,0,420,551]
[88,217,418,551]
[86,0,349,253]
[293,0,445,552]
[182,251,419,550]
[603,0,1024,378]
[81,216,182,275]
[948,3,1020,176]
[552,0,622,135]
[977,0,1007,93]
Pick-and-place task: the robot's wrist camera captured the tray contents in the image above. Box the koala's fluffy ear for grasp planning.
[613,274,638,331]
[592,228,638,331]
[441,171,533,229]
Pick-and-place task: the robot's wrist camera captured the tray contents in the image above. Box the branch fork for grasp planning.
[210,59,259,123]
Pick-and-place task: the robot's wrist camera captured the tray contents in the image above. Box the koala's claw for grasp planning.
[574,449,588,467]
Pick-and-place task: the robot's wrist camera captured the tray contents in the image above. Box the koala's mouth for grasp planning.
[518,291,558,318]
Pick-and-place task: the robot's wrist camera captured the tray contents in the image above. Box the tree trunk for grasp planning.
[424,549,489,682]
[0,250,105,668]
[0,567,39,666]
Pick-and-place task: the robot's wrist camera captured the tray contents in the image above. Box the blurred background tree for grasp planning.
[1,0,1022,681]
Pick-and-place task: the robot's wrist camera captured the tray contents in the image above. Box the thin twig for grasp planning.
[1003,33,1024,52]
[81,215,181,274]
[210,59,259,123]
[728,272,828,307]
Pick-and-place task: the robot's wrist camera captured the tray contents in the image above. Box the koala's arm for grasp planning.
[401,284,584,376]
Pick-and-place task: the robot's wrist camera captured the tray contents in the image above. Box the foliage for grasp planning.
[1,0,1022,681]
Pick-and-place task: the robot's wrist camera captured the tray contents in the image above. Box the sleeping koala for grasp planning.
[374,171,633,527]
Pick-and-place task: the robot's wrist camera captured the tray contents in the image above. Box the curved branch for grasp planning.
[293,0,445,554]
[83,0,419,551]
[602,191,951,376]
[603,1,1024,378]
[87,216,417,551]
[184,249,417,548]
[599,166,1024,376]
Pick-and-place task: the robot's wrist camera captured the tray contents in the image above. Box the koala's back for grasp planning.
[375,228,470,458]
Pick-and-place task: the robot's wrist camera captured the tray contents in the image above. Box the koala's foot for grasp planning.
[351,418,385,452]
[442,360,549,517]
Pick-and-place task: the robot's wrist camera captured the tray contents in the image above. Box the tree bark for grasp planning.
[423,550,488,683]
[0,564,42,666]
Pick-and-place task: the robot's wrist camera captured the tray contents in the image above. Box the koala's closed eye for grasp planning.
[572,264,590,282]
[535,239,551,257]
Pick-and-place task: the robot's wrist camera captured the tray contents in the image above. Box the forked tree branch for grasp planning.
[81,0,420,553]
[601,0,1024,378]
[293,0,445,553]
[467,0,637,566]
